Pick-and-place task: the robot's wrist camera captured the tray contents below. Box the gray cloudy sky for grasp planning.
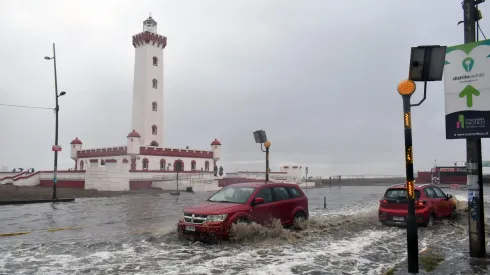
[1,0,489,177]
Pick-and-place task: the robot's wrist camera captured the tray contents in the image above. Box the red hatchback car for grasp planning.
[177,182,309,241]
[378,183,457,227]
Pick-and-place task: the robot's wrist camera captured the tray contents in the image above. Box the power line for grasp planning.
[0,103,53,110]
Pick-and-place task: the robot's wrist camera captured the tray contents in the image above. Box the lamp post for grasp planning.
[45,43,66,200]
[305,167,308,190]
[264,140,271,181]
[400,45,446,274]
[397,79,418,274]
[253,130,270,182]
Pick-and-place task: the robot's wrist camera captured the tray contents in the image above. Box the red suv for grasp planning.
[378,183,457,227]
[177,182,309,241]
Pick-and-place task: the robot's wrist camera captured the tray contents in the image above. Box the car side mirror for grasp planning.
[252,197,265,205]
[446,194,453,200]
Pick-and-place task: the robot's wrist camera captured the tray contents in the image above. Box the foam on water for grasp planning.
[0,202,408,274]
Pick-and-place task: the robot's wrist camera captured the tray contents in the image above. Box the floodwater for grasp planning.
[0,185,489,275]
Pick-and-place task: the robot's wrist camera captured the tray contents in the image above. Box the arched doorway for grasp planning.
[173,159,184,172]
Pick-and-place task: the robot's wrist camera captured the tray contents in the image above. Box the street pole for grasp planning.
[264,140,271,182]
[397,79,418,273]
[305,167,308,191]
[463,0,486,258]
[176,172,179,193]
[52,42,59,200]
[403,94,418,274]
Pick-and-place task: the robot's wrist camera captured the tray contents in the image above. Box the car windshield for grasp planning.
[384,188,421,200]
[208,186,256,204]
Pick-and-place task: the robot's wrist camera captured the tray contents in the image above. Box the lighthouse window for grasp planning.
[152,102,158,111]
[142,158,149,170]
[152,79,158,89]
[153,56,158,66]
[152,125,157,135]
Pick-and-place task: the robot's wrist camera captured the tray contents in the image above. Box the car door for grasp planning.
[423,187,441,216]
[271,186,293,224]
[249,187,278,225]
[431,186,451,217]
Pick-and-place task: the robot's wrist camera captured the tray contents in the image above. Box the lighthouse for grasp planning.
[131,16,167,147]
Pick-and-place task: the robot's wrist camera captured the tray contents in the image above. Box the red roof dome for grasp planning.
[211,138,221,146]
[70,138,82,145]
[127,130,141,138]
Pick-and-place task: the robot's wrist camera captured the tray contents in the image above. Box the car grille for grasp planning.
[184,213,207,224]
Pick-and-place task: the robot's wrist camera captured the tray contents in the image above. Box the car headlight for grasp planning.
[206,214,228,223]
[180,212,185,221]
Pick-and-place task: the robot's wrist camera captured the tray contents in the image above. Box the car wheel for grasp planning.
[450,207,457,220]
[234,218,249,225]
[423,213,435,228]
[292,211,307,229]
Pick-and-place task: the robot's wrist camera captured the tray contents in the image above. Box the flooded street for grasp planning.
[0,185,489,275]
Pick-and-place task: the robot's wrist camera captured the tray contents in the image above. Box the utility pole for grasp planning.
[45,43,65,200]
[463,0,486,258]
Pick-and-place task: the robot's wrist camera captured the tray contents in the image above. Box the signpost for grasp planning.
[445,2,487,258]
[444,39,490,139]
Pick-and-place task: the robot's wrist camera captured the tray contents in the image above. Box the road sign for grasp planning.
[444,39,490,139]
[52,145,62,152]
[483,161,490,167]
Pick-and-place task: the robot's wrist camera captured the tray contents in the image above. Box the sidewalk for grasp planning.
[386,247,490,275]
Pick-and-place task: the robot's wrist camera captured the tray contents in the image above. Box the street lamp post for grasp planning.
[397,79,418,274]
[305,167,308,190]
[253,130,270,182]
[399,45,446,274]
[264,140,271,181]
[45,43,66,200]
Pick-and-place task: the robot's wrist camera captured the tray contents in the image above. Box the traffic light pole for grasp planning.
[463,0,486,258]
[403,94,418,274]
[265,146,269,182]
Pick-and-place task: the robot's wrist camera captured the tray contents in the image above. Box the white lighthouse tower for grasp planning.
[131,15,166,147]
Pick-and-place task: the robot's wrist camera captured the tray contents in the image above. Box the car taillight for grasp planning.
[379,199,387,204]
[415,200,426,206]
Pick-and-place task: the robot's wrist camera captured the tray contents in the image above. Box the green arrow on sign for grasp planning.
[459,85,480,107]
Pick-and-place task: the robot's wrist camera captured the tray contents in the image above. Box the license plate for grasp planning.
[185,225,196,231]
[393,216,405,221]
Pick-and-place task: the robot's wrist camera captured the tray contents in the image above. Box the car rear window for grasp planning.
[384,188,421,199]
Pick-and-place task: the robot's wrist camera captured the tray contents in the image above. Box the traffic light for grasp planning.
[407,180,415,199]
[404,112,411,128]
[406,146,413,164]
